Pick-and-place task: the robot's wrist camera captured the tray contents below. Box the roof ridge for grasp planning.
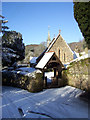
[46,33,60,52]
[46,51,55,53]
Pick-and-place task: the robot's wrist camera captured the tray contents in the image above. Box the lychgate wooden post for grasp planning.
[54,68,56,77]
[58,71,61,78]
[43,70,47,88]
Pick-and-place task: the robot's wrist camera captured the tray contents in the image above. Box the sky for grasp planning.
[2,2,84,45]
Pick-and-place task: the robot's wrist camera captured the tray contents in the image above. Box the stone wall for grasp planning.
[2,70,43,93]
[49,35,73,64]
[62,58,90,91]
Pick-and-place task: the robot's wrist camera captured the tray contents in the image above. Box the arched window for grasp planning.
[58,49,60,59]
[64,53,65,61]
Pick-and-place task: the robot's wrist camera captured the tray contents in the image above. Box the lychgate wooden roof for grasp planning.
[36,51,64,70]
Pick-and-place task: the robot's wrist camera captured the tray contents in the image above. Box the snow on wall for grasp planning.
[16,67,42,78]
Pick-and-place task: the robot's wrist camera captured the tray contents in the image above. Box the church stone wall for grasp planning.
[48,35,73,64]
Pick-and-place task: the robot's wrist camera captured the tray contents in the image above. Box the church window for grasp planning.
[64,53,65,61]
[58,49,60,59]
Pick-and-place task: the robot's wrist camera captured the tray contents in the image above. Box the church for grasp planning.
[46,30,74,64]
[30,29,76,87]
[36,29,74,67]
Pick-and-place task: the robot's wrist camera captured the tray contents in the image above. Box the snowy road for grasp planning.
[1,86,88,119]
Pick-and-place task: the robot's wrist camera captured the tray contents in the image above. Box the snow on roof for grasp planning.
[36,52,54,69]
[66,51,90,68]
[36,47,48,62]
[64,50,90,68]
[73,51,79,59]
[30,57,37,63]
[73,51,80,58]
[76,53,89,61]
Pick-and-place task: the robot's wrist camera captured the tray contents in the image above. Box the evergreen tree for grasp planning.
[73,2,90,49]
[0,15,25,67]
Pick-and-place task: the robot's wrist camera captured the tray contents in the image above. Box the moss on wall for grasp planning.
[2,71,43,93]
[62,58,90,92]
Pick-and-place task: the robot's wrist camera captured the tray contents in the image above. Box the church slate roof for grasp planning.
[46,33,73,54]
[36,32,74,67]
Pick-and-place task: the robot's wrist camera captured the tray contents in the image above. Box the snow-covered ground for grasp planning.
[45,72,54,83]
[1,86,88,119]
[1,50,89,119]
